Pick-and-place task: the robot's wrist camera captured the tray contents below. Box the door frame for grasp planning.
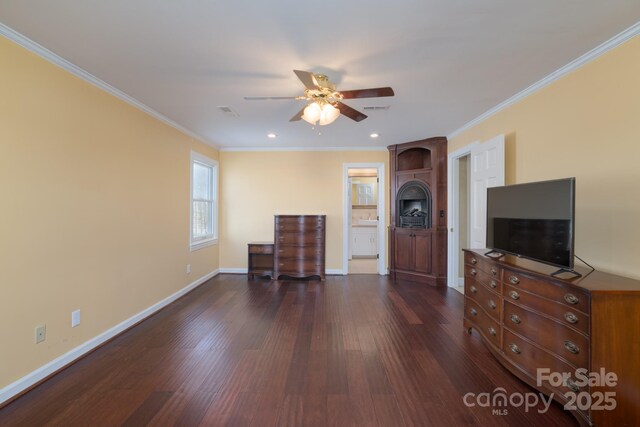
[342,162,386,275]
[447,142,479,287]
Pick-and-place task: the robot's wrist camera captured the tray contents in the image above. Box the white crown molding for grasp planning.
[447,22,640,140]
[0,23,218,150]
[220,146,387,152]
[0,268,219,406]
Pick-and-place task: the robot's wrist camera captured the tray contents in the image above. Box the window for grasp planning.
[190,152,218,250]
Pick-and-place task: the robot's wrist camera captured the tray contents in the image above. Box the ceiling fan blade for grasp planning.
[336,102,368,122]
[293,70,318,89]
[289,106,306,122]
[244,96,297,100]
[340,87,395,99]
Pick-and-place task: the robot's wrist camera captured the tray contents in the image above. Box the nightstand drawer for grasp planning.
[248,243,274,254]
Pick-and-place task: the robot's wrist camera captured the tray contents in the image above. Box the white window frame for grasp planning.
[190,151,218,250]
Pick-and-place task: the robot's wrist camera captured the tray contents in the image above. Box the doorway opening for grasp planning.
[447,135,505,288]
[342,163,386,275]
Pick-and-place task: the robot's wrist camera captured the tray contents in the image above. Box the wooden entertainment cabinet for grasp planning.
[463,249,640,426]
[388,137,447,286]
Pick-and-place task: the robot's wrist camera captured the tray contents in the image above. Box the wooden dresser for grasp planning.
[463,249,640,426]
[273,215,326,280]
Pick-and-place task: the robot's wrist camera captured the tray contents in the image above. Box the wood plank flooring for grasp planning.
[0,274,577,426]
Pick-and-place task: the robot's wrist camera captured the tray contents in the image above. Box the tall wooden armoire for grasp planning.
[388,137,447,286]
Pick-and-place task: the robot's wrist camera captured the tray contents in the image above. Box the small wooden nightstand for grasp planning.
[248,242,274,279]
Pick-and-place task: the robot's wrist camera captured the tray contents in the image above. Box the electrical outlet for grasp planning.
[71,309,81,327]
[186,264,191,274]
[35,325,46,344]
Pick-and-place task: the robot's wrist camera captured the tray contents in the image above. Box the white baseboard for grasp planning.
[0,268,220,406]
[220,268,347,276]
[219,268,248,274]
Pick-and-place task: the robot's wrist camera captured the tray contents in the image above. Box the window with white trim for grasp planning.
[190,152,218,250]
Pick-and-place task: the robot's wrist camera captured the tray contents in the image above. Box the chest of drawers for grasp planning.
[273,215,326,280]
[463,249,640,426]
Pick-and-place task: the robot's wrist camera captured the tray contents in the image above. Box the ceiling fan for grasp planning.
[244,70,394,125]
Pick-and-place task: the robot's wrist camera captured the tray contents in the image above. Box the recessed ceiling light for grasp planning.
[267,133,277,138]
[370,133,380,138]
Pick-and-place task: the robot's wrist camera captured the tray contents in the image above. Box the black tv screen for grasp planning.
[486,178,576,269]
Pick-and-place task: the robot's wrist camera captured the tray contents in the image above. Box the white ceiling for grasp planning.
[1,1,639,149]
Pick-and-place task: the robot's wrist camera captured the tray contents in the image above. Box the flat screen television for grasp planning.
[486,177,576,270]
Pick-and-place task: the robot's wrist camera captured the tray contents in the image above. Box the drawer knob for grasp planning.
[509,275,520,285]
[509,290,520,300]
[564,340,580,354]
[470,268,477,276]
[488,327,497,336]
[470,285,477,294]
[564,293,579,305]
[470,308,478,316]
[489,300,497,310]
[509,314,521,324]
[491,267,498,276]
[509,343,521,354]
[490,280,497,289]
[564,312,578,324]
[471,258,478,265]
[566,378,580,392]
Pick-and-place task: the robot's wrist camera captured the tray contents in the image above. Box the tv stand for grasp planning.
[463,248,640,426]
[483,249,504,258]
[550,267,582,279]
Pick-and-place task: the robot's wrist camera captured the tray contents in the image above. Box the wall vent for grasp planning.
[217,106,240,117]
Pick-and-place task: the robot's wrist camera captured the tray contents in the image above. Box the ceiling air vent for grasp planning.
[217,106,239,117]
[362,105,391,111]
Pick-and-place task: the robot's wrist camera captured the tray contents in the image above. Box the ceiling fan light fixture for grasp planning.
[319,103,340,126]
[302,102,322,125]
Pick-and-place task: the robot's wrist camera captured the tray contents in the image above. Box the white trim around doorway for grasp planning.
[342,163,387,275]
[447,142,479,287]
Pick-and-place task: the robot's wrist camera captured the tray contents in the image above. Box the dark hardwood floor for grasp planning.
[0,274,577,426]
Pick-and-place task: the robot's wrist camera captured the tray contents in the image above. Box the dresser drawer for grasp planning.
[503,268,590,315]
[465,278,501,322]
[465,265,501,293]
[504,302,588,369]
[464,297,501,349]
[276,216,324,225]
[276,231,324,246]
[276,258,324,271]
[248,244,274,254]
[275,245,323,259]
[503,329,589,398]
[275,221,325,232]
[464,251,501,276]
[504,284,589,336]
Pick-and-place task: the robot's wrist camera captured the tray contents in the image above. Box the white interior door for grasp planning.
[348,178,353,259]
[469,135,505,249]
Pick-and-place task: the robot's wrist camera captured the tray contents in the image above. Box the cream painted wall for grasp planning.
[0,37,219,389]
[449,36,640,279]
[219,151,388,271]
